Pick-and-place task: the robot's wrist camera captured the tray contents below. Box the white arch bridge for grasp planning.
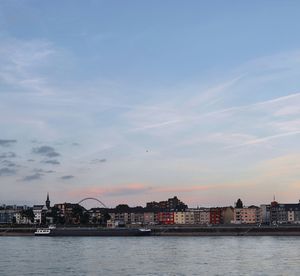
[77,197,108,208]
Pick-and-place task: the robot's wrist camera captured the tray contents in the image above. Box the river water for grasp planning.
[0,236,300,275]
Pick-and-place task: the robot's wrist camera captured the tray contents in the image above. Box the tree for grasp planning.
[115,204,130,212]
[80,212,90,224]
[48,206,60,224]
[235,198,243,208]
[21,208,34,223]
[72,205,84,224]
[102,213,111,226]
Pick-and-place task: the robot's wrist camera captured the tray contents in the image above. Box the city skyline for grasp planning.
[1,1,300,207]
[0,192,296,210]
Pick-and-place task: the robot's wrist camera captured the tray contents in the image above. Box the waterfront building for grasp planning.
[88,208,106,224]
[146,196,187,211]
[184,210,195,224]
[233,206,261,224]
[15,210,32,224]
[158,211,174,224]
[222,207,234,224]
[108,212,116,223]
[288,209,295,222]
[108,212,130,225]
[143,212,156,224]
[32,194,53,225]
[54,203,85,224]
[270,200,287,224]
[286,205,300,223]
[260,204,270,224]
[130,212,144,225]
[33,205,44,224]
[210,208,222,225]
[174,211,185,224]
[0,205,29,224]
[0,208,15,224]
[89,207,102,223]
[270,200,300,224]
[192,208,210,225]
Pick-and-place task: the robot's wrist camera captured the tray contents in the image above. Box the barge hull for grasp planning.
[48,228,151,237]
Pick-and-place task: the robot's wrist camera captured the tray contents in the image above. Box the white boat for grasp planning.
[34,228,51,236]
[138,228,151,233]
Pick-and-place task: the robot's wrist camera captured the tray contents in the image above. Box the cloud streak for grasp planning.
[0,140,17,147]
[1,160,18,168]
[130,119,183,131]
[0,152,16,158]
[32,146,60,157]
[22,173,43,181]
[0,167,16,176]
[225,130,300,149]
[34,168,55,173]
[61,175,74,180]
[91,158,107,164]
[42,160,60,165]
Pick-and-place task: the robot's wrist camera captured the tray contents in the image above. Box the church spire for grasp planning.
[46,192,50,209]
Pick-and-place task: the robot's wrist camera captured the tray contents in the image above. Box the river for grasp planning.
[1,236,299,275]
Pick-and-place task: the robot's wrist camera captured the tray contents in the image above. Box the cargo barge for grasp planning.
[34,227,151,237]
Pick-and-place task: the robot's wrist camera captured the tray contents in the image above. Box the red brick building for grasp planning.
[158,212,174,225]
[209,208,222,225]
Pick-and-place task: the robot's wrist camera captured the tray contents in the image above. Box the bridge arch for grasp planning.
[77,197,108,208]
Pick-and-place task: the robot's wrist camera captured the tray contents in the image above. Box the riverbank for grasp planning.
[0,227,36,236]
[2,225,300,236]
[150,225,300,236]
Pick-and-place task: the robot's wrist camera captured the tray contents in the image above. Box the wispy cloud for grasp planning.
[33,168,55,174]
[0,140,17,147]
[68,183,152,198]
[104,185,152,197]
[225,130,300,149]
[0,167,17,176]
[1,160,18,168]
[0,152,16,158]
[22,173,43,181]
[184,75,244,109]
[90,158,107,164]
[61,175,74,180]
[0,38,56,95]
[186,91,300,123]
[32,146,60,158]
[177,132,256,148]
[130,119,183,131]
[42,160,60,165]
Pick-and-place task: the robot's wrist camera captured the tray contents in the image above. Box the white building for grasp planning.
[184,210,195,224]
[33,205,44,224]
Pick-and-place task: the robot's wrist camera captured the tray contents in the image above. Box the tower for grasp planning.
[46,192,50,209]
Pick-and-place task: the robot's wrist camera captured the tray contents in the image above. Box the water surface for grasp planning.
[0,236,299,275]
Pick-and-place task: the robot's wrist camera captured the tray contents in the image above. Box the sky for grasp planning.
[1,0,300,208]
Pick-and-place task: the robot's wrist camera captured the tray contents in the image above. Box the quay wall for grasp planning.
[150,226,300,236]
[2,226,300,236]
